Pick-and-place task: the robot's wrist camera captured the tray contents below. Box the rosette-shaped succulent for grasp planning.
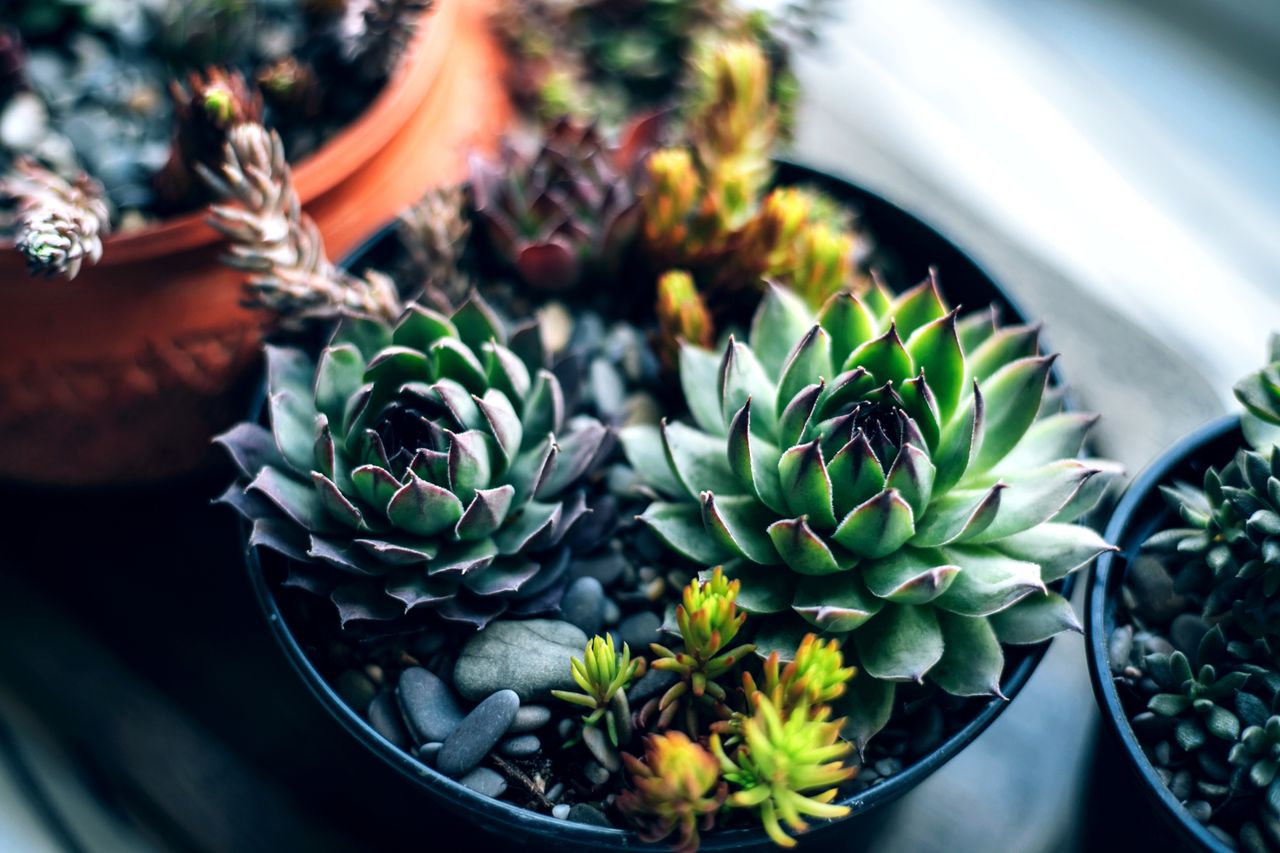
[1147,649,1248,752]
[1,158,111,280]
[1235,333,1280,451]
[1145,448,1280,639]
[217,295,612,629]
[711,694,853,848]
[553,634,645,745]
[1229,715,1280,812]
[617,731,728,853]
[621,281,1118,739]
[470,116,657,294]
[748,634,854,712]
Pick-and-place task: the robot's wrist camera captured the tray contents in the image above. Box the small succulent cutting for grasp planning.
[617,731,728,853]
[0,158,110,279]
[552,633,645,747]
[621,280,1118,742]
[216,292,613,629]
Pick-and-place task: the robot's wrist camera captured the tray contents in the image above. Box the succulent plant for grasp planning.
[1235,333,1280,452]
[216,292,613,629]
[617,731,728,853]
[470,116,657,295]
[620,281,1118,742]
[1147,648,1249,752]
[553,634,645,745]
[155,67,264,209]
[395,184,472,312]
[655,269,714,367]
[201,123,402,328]
[1145,448,1280,640]
[747,633,854,712]
[1229,713,1280,814]
[256,56,321,120]
[338,0,434,81]
[711,692,853,848]
[1,158,110,279]
[650,566,757,731]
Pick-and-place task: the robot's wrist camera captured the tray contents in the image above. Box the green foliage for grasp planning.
[617,731,728,853]
[553,634,646,745]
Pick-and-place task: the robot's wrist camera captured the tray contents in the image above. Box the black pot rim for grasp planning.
[243,159,1075,849]
[1085,413,1241,853]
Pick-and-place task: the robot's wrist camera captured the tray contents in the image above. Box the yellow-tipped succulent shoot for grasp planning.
[651,567,757,730]
[711,694,854,848]
[617,731,728,853]
[750,633,856,712]
[656,270,714,367]
[552,634,646,746]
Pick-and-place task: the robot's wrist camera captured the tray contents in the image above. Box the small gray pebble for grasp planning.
[618,612,661,651]
[1170,613,1210,657]
[367,690,411,750]
[1127,555,1187,622]
[417,742,442,766]
[1168,769,1193,801]
[558,718,576,740]
[568,803,613,828]
[583,725,621,772]
[603,598,621,626]
[437,690,520,778]
[568,553,628,587]
[552,804,571,820]
[397,667,466,744]
[584,760,611,787]
[509,705,553,733]
[1153,741,1172,767]
[1108,625,1134,673]
[499,735,541,757]
[561,577,606,637]
[459,767,507,799]
[1196,781,1229,801]
[546,783,565,803]
[874,758,902,777]
[628,669,679,704]
[454,620,587,702]
[1184,800,1212,824]
[1198,750,1232,782]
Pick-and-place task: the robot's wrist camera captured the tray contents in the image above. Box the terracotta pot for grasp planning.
[0,0,512,487]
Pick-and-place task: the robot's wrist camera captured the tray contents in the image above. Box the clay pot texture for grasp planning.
[0,0,512,487]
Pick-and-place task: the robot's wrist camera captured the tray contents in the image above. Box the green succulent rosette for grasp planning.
[217,295,613,629]
[620,280,1119,741]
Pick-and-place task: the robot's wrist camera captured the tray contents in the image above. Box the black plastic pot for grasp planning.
[245,161,1077,852]
[1085,415,1241,853]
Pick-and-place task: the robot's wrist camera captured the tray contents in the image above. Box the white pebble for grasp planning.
[552,804,571,820]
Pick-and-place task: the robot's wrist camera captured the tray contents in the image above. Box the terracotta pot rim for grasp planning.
[0,0,459,266]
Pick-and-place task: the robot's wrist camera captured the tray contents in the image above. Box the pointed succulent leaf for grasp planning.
[844,323,913,386]
[507,434,557,505]
[433,380,485,433]
[726,401,788,514]
[366,346,433,389]
[828,434,888,519]
[905,311,965,420]
[854,603,944,682]
[1051,459,1124,523]
[483,342,532,404]
[994,412,1098,473]
[351,465,402,515]
[837,665,895,754]
[314,344,365,429]
[638,502,735,565]
[475,390,523,464]
[719,339,778,441]
[522,369,565,448]
[776,381,823,449]
[889,275,948,339]
[968,461,1099,543]
[767,517,850,575]
[428,539,499,576]
[431,337,489,395]
[930,611,1005,697]
[966,323,1040,384]
[462,558,540,596]
[721,561,797,614]
[215,423,286,479]
[266,344,314,399]
[701,493,781,564]
[492,500,560,555]
[392,305,457,351]
[861,548,961,604]
[992,523,1115,583]
[750,285,817,378]
[934,546,1045,616]
[933,381,984,495]
[897,372,941,451]
[777,441,837,527]
[831,490,915,559]
[248,466,336,532]
[988,591,1080,644]
[818,292,878,370]
[538,420,607,498]
[353,536,438,565]
[447,429,494,503]
[451,296,505,352]
[910,484,1004,548]
[384,571,457,611]
[885,443,937,518]
[619,424,684,498]
[815,368,877,421]
[973,355,1055,472]
[386,472,465,536]
[269,389,319,474]
[793,573,884,631]
[777,326,834,420]
[331,314,393,361]
[662,420,745,499]
[679,343,729,436]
